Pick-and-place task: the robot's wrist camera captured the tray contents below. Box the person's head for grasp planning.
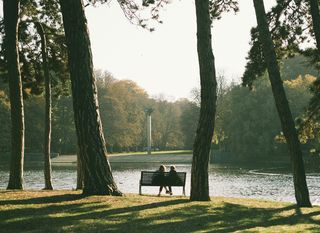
[159,165,166,172]
[170,165,176,171]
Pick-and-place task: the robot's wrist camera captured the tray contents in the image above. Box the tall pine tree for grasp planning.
[253,0,311,207]
[59,0,121,195]
[4,0,25,190]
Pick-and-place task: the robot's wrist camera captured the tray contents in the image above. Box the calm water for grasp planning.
[1,162,320,205]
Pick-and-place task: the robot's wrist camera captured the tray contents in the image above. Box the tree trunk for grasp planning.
[309,0,320,52]
[35,22,53,190]
[190,0,217,201]
[76,152,84,190]
[253,0,312,207]
[59,0,121,196]
[4,0,25,190]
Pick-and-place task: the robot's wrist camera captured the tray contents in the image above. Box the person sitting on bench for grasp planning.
[153,165,170,196]
[168,165,182,195]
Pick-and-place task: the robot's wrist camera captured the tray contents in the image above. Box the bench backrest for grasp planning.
[140,171,186,186]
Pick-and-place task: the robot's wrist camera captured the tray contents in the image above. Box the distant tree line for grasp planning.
[0,55,317,160]
[0,70,199,155]
[214,55,320,161]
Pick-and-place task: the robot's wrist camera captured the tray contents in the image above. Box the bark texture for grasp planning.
[4,0,25,190]
[76,152,84,190]
[253,0,311,207]
[190,0,217,201]
[59,0,121,195]
[35,22,53,190]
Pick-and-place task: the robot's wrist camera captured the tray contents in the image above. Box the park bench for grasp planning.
[139,171,186,195]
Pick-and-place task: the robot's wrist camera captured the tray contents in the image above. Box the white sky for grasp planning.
[85,0,276,100]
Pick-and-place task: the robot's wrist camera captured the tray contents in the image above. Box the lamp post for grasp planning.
[144,108,154,155]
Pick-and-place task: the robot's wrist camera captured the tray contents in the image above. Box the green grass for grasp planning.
[0,190,320,232]
[109,150,193,157]
[52,151,193,164]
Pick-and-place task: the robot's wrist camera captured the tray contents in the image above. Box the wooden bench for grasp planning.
[139,171,186,195]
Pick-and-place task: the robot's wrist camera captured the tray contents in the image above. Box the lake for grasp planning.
[1,162,320,205]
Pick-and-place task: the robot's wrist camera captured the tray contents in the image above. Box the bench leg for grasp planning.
[139,184,142,195]
[183,186,185,196]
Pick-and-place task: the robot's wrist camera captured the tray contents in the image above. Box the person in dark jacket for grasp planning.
[153,165,169,196]
[168,165,181,195]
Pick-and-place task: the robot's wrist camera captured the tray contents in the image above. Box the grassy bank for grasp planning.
[1,190,319,232]
[110,150,193,156]
[52,150,193,164]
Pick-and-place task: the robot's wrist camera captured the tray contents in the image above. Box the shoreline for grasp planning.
[51,153,193,164]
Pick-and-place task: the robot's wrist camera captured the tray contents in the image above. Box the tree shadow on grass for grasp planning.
[0,194,190,233]
[74,202,320,233]
[0,193,84,205]
[1,195,320,233]
[93,202,320,233]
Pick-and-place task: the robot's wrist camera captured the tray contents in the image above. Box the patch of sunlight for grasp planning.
[109,212,133,218]
[311,215,320,221]
[79,218,122,225]
[238,217,263,225]
[5,216,32,223]
[152,218,186,225]
[247,225,310,233]
[48,212,83,218]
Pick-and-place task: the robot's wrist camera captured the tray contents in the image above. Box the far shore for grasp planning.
[51,150,193,164]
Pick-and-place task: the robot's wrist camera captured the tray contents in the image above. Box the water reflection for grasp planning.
[0,162,319,205]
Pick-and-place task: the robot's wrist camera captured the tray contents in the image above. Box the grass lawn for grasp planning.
[109,150,193,156]
[1,190,320,232]
[52,150,193,164]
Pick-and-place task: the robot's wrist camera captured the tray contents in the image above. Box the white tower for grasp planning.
[144,108,154,155]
